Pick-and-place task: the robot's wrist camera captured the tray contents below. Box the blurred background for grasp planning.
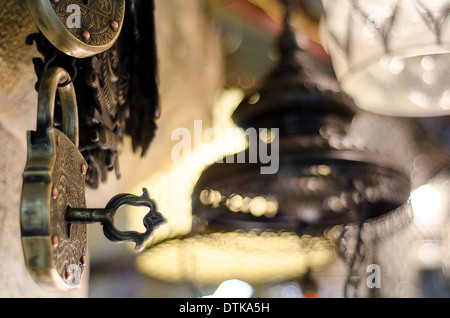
[1,0,450,298]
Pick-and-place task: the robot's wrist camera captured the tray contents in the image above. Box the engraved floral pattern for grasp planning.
[51,130,88,286]
[51,0,125,47]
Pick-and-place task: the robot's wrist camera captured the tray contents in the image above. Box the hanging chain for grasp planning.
[338,222,366,298]
[336,189,369,298]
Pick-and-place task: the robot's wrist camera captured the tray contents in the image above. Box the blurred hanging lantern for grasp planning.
[137,4,412,294]
[320,0,450,117]
[190,11,411,237]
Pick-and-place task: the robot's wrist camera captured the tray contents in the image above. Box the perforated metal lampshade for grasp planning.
[137,18,412,287]
[191,18,411,237]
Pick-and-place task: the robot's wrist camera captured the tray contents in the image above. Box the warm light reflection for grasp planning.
[411,184,442,226]
[203,279,254,298]
[201,188,279,218]
[127,89,246,246]
[227,194,244,212]
[259,128,276,144]
[417,241,442,268]
[263,282,303,298]
[136,231,335,285]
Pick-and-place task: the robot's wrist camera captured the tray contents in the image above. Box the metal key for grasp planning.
[66,187,165,252]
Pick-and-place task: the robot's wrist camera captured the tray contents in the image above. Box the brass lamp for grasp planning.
[137,7,412,294]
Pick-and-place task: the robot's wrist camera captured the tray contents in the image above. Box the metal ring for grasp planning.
[58,59,78,87]
[37,66,79,147]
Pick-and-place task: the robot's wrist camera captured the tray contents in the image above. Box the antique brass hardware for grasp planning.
[26,0,161,189]
[66,188,165,252]
[25,0,125,58]
[21,67,165,291]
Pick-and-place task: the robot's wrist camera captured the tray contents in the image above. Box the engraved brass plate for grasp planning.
[25,0,125,58]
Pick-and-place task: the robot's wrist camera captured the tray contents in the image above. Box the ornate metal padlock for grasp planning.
[21,67,165,290]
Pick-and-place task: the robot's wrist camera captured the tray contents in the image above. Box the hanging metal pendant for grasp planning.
[26,0,160,188]
[25,0,125,58]
[186,15,412,297]
[192,21,411,237]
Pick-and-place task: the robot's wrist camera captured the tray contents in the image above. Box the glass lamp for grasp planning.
[320,0,450,117]
[137,15,412,295]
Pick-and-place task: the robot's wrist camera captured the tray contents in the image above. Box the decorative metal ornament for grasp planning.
[67,188,165,252]
[26,0,160,188]
[21,67,165,290]
[193,19,411,237]
[25,0,125,58]
[21,67,89,290]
